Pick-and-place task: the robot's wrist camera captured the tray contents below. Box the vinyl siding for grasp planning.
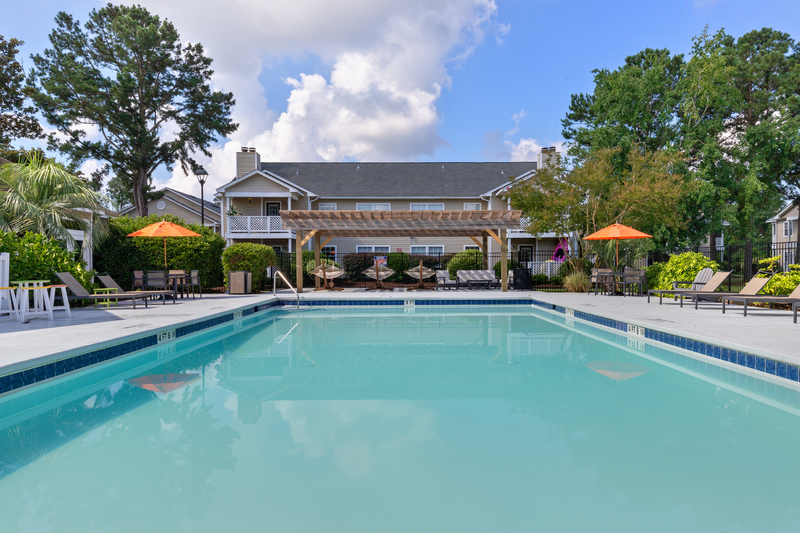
[225,174,292,194]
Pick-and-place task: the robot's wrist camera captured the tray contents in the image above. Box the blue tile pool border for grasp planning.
[529,297,800,387]
[0,300,282,395]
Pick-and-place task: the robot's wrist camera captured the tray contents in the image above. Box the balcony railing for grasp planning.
[228,216,288,233]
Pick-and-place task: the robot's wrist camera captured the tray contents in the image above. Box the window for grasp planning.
[321,245,336,258]
[463,203,481,211]
[464,245,480,251]
[411,245,444,255]
[773,224,777,237]
[356,203,391,211]
[784,221,793,238]
[319,203,337,211]
[156,200,166,210]
[356,245,390,253]
[410,203,444,211]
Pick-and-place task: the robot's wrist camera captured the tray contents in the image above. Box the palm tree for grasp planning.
[0,152,109,251]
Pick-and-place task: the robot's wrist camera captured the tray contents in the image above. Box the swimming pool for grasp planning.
[1,305,799,532]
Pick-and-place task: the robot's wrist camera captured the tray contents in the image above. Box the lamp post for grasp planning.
[194,167,209,227]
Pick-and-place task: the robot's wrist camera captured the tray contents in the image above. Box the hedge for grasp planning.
[222,243,276,288]
[94,214,226,290]
[447,250,484,279]
[0,231,94,288]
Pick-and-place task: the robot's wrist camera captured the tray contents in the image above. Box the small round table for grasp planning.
[11,280,52,322]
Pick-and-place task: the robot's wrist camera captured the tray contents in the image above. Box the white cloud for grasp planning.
[273,400,438,478]
[506,137,543,162]
[507,109,525,135]
[133,0,505,195]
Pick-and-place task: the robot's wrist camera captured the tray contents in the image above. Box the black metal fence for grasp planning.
[267,250,570,292]
[648,241,798,292]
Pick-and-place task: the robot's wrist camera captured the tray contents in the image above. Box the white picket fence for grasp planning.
[523,260,562,278]
[0,252,9,311]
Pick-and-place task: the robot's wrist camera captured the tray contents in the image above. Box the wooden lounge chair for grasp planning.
[435,270,458,290]
[680,273,773,309]
[722,283,800,317]
[647,268,725,304]
[97,274,177,304]
[55,272,150,309]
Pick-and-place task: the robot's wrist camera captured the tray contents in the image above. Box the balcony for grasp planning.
[226,216,293,237]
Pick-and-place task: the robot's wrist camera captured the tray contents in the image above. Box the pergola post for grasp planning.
[314,233,321,289]
[500,228,508,292]
[295,230,303,293]
[482,231,488,270]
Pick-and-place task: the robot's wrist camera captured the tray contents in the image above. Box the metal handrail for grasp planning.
[273,271,300,308]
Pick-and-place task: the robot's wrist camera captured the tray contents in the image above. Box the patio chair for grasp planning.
[55,272,150,309]
[133,270,145,290]
[723,282,800,317]
[183,270,202,299]
[145,270,170,294]
[680,272,773,310]
[647,268,721,304]
[589,268,614,295]
[435,270,458,290]
[169,269,187,297]
[97,274,176,304]
[622,268,646,296]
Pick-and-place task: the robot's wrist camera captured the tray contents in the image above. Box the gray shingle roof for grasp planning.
[166,188,221,214]
[259,162,537,198]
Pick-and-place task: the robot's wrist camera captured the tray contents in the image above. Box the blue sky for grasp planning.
[2,0,799,194]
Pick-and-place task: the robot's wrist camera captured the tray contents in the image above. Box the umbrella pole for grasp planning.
[616,239,619,270]
[164,237,167,270]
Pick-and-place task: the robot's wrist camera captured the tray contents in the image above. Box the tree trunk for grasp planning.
[134,169,148,217]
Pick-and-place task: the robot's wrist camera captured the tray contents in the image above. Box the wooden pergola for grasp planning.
[279,210,523,292]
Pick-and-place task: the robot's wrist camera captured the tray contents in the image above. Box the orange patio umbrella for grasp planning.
[583,223,652,268]
[127,221,201,270]
[129,373,201,393]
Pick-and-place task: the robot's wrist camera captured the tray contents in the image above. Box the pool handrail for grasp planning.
[273,271,300,308]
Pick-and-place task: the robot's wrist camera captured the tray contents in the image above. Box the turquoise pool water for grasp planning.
[1,306,799,532]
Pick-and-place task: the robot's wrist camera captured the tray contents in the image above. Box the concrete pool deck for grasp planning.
[1,287,797,376]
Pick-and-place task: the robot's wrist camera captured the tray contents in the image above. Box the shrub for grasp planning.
[0,231,94,288]
[222,243,276,288]
[563,272,590,292]
[649,252,719,292]
[558,256,593,278]
[447,250,483,279]
[531,273,549,285]
[548,275,563,286]
[645,262,665,291]
[94,214,226,290]
[759,264,800,295]
[493,259,521,278]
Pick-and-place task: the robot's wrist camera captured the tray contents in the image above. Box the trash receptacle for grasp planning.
[228,271,252,294]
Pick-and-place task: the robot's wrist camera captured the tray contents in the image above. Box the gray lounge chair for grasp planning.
[680,273,773,309]
[97,274,176,304]
[435,270,458,290]
[457,270,500,290]
[56,272,150,309]
[723,283,800,317]
[647,268,723,304]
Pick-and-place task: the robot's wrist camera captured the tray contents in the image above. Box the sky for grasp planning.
[2,0,800,197]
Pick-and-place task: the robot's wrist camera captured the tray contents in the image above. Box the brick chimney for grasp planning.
[236,147,260,178]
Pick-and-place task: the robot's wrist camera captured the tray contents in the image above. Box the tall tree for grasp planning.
[28,4,237,216]
[0,36,43,148]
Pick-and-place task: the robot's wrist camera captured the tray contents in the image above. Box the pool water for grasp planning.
[1,306,799,533]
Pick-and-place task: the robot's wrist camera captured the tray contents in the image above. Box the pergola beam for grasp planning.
[485,229,503,246]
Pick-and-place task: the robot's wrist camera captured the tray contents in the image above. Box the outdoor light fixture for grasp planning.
[194,166,209,226]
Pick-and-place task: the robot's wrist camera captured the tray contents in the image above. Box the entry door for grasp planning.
[519,246,533,262]
[265,202,281,216]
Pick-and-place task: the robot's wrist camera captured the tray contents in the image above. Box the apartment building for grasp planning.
[214,147,563,257]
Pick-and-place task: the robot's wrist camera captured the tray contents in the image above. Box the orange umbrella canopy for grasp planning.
[127,221,201,269]
[583,223,652,268]
[127,221,201,238]
[129,373,201,393]
[583,223,652,241]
